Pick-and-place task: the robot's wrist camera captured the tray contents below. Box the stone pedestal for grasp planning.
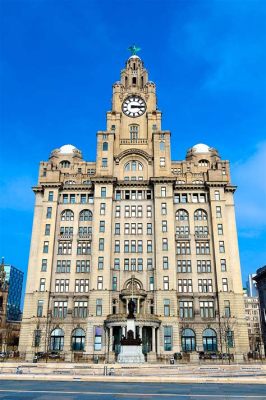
[117,317,145,364]
[117,345,145,363]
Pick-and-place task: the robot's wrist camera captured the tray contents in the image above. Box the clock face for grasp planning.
[122,95,146,117]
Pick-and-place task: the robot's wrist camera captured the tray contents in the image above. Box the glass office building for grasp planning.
[4,265,24,321]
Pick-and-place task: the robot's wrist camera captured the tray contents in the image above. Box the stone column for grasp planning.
[109,326,113,353]
[152,326,156,352]
[157,327,161,355]
[139,326,142,339]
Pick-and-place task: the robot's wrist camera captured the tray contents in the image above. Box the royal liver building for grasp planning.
[19,51,249,362]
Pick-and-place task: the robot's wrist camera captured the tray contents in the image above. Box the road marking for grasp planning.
[0,390,265,398]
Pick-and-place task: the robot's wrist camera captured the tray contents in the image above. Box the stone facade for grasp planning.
[253,266,266,356]
[244,293,264,356]
[19,54,249,362]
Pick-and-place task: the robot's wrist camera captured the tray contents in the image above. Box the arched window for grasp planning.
[160,141,165,151]
[83,180,91,185]
[79,210,92,221]
[202,328,217,352]
[72,328,85,351]
[194,209,208,221]
[65,180,75,185]
[129,125,139,141]
[199,159,209,167]
[60,160,70,168]
[124,161,143,171]
[176,209,189,221]
[132,77,137,85]
[61,209,74,221]
[50,328,64,351]
[192,180,203,184]
[102,142,108,151]
[181,328,196,352]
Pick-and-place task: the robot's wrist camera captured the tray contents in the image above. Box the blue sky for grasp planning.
[1,0,265,299]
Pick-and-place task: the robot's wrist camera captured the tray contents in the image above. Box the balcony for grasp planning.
[78,233,92,240]
[120,139,148,145]
[194,233,209,239]
[175,234,189,240]
[58,233,73,240]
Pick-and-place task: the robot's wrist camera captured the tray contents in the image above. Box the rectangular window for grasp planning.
[219,241,225,253]
[177,260,192,273]
[178,279,192,293]
[124,223,130,235]
[164,299,170,316]
[101,187,106,198]
[137,240,143,253]
[176,241,191,254]
[115,223,120,235]
[70,194,75,204]
[137,205,142,218]
[176,226,189,235]
[115,205,120,218]
[222,278,228,292]
[98,257,104,270]
[198,279,213,293]
[149,276,154,290]
[99,238,104,251]
[161,187,166,197]
[164,326,172,351]
[45,224,51,235]
[179,301,193,319]
[43,241,49,253]
[131,206,136,217]
[162,238,168,251]
[55,279,69,293]
[163,256,169,270]
[112,276,117,291]
[97,276,103,290]
[147,240,152,253]
[115,190,121,200]
[46,207,52,218]
[41,259,47,272]
[37,300,44,317]
[48,191,54,201]
[99,220,105,232]
[162,220,167,232]
[58,241,72,255]
[76,260,90,273]
[114,258,120,270]
[80,194,87,204]
[96,300,102,316]
[214,190,220,201]
[131,240,136,253]
[147,205,152,218]
[163,276,169,290]
[100,203,106,215]
[115,240,120,253]
[124,240,129,253]
[161,203,167,215]
[194,226,208,235]
[137,258,143,271]
[216,206,222,218]
[137,223,143,235]
[56,260,71,273]
[226,331,234,348]
[39,278,46,291]
[53,301,68,318]
[197,260,211,273]
[77,241,90,255]
[196,241,210,255]
[200,301,214,318]
[74,301,88,318]
[224,300,231,317]
[217,224,223,235]
[131,258,136,271]
[160,157,165,167]
[147,258,153,270]
[102,158,107,167]
[147,223,152,235]
[221,259,227,272]
[63,194,68,204]
[124,258,129,271]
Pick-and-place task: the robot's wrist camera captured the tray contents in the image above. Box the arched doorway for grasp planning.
[71,328,85,351]
[50,328,64,351]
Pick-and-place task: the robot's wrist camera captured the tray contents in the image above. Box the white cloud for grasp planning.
[232,142,266,234]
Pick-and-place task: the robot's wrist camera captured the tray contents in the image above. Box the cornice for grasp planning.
[150,177,176,184]
[91,177,117,184]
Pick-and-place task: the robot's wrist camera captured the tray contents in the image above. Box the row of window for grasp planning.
[176,207,223,221]
[39,276,229,293]
[41,257,227,273]
[176,240,225,254]
[61,194,94,204]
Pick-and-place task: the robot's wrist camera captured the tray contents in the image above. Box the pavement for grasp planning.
[0,380,265,399]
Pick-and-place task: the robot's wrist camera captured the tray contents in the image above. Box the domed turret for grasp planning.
[186,143,220,162]
[49,144,82,161]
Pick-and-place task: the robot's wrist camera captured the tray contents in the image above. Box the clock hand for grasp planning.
[131,105,144,108]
